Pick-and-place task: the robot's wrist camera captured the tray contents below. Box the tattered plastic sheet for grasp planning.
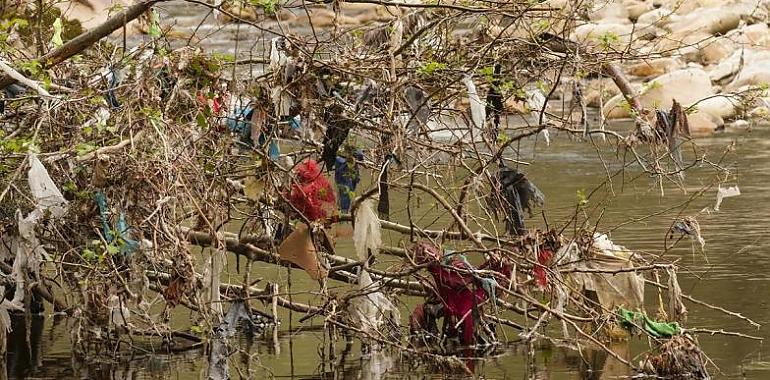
[667,267,688,322]
[208,301,256,380]
[353,199,381,261]
[0,153,68,332]
[404,86,430,130]
[462,76,485,133]
[714,185,740,212]
[277,224,329,280]
[672,216,705,250]
[28,153,68,218]
[558,234,645,311]
[348,271,400,337]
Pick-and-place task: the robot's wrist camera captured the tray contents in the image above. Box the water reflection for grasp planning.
[6,311,637,379]
[7,129,770,379]
[6,315,45,379]
[4,314,203,379]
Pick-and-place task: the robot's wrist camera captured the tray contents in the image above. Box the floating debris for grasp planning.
[714,185,740,212]
[641,335,710,380]
[671,216,705,250]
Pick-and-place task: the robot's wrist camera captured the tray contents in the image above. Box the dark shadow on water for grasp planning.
[4,314,204,379]
[4,313,633,379]
[6,314,45,379]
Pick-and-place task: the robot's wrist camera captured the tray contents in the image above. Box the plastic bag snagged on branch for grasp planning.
[671,216,705,250]
[353,199,381,262]
[558,234,645,312]
[277,224,329,280]
[489,166,544,236]
[618,308,681,338]
[462,76,485,138]
[348,270,400,339]
[0,153,69,333]
[28,153,68,218]
[714,185,740,212]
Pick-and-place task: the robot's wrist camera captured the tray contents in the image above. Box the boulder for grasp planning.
[583,77,622,108]
[656,0,726,15]
[571,22,633,50]
[640,68,715,107]
[56,0,139,33]
[668,7,741,36]
[302,8,361,27]
[626,0,654,21]
[603,68,714,118]
[589,2,630,23]
[627,57,684,78]
[653,31,713,62]
[726,60,770,90]
[687,111,722,135]
[695,95,737,120]
[734,22,770,48]
[700,37,736,66]
[636,8,677,28]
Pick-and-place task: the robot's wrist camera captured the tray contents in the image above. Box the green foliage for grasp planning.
[51,18,63,47]
[80,248,98,262]
[418,61,447,76]
[576,189,588,209]
[479,66,495,82]
[249,0,279,15]
[0,134,33,153]
[196,112,209,129]
[212,52,235,63]
[640,80,662,95]
[18,59,41,77]
[618,100,639,117]
[149,9,162,38]
[531,19,550,33]
[1,7,82,49]
[598,32,619,50]
[75,142,98,156]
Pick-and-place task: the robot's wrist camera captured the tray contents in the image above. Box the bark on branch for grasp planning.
[0,0,159,89]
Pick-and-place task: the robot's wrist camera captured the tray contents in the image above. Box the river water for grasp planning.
[8,121,770,379]
[8,3,770,379]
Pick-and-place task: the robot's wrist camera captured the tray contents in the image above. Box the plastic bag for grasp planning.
[462,76,486,132]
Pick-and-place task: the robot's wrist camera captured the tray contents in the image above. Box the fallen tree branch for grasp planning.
[0,0,160,89]
[0,60,53,98]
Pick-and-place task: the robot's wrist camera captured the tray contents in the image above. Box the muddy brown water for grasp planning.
[8,4,770,378]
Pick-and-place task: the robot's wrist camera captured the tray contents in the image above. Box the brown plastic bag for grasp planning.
[277,224,328,280]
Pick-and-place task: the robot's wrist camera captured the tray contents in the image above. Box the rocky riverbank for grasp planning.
[565,0,770,134]
[55,0,770,134]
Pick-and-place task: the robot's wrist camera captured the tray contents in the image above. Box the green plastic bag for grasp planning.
[618,308,681,338]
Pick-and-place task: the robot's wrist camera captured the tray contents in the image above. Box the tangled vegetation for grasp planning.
[0,0,763,378]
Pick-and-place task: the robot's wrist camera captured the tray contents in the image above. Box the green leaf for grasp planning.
[576,189,588,209]
[196,112,208,129]
[81,248,97,261]
[149,9,161,38]
[106,244,120,255]
[418,61,447,76]
[51,18,63,47]
[75,142,97,156]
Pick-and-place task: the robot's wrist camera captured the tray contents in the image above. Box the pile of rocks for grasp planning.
[562,0,770,134]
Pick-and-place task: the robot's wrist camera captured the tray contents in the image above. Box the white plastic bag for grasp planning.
[462,76,486,132]
[714,185,740,211]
